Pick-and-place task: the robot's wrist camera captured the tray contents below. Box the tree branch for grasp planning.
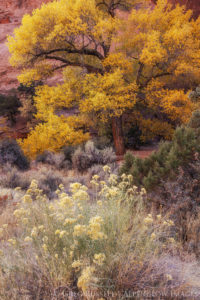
[34,47,104,60]
[45,55,104,74]
[136,62,144,86]
[143,72,172,87]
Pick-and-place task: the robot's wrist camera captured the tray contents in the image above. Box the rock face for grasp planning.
[152,0,200,19]
[0,0,51,94]
[170,0,200,19]
[0,0,200,94]
[172,0,200,18]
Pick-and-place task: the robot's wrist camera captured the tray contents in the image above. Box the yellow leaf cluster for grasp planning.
[18,114,89,158]
[18,64,53,86]
[80,69,137,121]
[137,118,174,141]
[122,0,200,76]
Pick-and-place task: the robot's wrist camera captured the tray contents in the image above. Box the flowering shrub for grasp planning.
[0,167,177,298]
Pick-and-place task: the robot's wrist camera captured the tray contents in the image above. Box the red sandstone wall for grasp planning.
[152,0,200,19]
[0,0,52,94]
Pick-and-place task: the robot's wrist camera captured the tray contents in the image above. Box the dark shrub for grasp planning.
[18,82,43,97]
[62,145,76,167]
[36,151,53,164]
[93,136,113,150]
[0,139,30,170]
[0,93,21,125]
[0,166,30,190]
[72,147,93,173]
[72,141,116,173]
[188,86,200,102]
[120,126,200,190]
[124,124,143,149]
[149,156,200,255]
[36,147,75,170]
[39,171,63,199]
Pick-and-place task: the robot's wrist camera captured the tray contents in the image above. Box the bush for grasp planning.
[36,147,76,170]
[72,141,116,173]
[149,155,200,254]
[62,145,76,162]
[93,136,113,150]
[124,124,143,149]
[39,171,63,199]
[0,173,178,298]
[0,139,30,171]
[28,166,64,199]
[120,126,200,190]
[0,167,30,190]
[87,163,118,183]
[36,150,66,169]
[188,110,200,130]
[0,93,21,125]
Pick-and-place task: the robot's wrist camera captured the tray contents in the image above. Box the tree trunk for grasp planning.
[112,116,125,156]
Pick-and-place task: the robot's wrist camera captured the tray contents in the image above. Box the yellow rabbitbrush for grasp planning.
[0,172,177,296]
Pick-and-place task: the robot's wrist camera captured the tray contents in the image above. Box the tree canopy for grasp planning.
[7,0,200,157]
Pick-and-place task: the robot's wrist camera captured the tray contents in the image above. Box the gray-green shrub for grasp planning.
[72,141,116,172]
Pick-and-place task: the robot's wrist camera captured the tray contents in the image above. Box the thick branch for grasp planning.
[96,0,130,17]
[143,72,172,87]
[45,55,104,74]
[34,47,104,60]
[136,62,144,86]
[136,60,172,88]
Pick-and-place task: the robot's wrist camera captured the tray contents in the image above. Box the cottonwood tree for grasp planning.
[119,0,200,141]
[8,0,200,157]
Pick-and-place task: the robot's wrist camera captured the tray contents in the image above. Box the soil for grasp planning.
[117,144,158,162]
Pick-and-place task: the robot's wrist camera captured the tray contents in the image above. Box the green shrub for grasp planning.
[124,124,143,149]
[120,126,200,190]
[93,135,113,150]
[188,110,200,130]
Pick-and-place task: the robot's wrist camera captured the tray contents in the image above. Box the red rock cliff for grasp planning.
[152,0,200,19]
[0,0,51,94]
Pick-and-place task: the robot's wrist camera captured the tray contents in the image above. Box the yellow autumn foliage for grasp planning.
[18,114,89,158]
[7,0,200,157]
